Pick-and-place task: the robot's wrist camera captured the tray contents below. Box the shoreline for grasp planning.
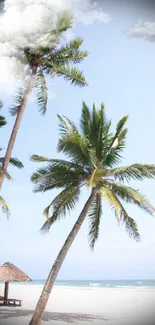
[0,284,155,324]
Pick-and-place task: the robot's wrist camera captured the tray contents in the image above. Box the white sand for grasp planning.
[0,284,155,325]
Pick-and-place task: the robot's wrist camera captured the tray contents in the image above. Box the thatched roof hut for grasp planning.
[0,262,31,282]
[0,262,32,302]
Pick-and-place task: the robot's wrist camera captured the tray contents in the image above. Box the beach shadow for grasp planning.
[0,308,107,323]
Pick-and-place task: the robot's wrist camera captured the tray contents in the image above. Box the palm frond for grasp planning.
[31,160,86,192]
[106,164,155,182]
[0,168,13,180]
[0,157,23,179]
[31,165,51,189]
[44,184,80,218]
[48,65,87,87]
[55,10,73,33]
[58,131,97,168]
[113,195,140,241]
[103,132,127,167]
[111,129,128,151]
[101,186,140,241]
[57,131,91,165]
[41,185,80,232]
[8,157,23,169]
[57,115,78,135]
[0,115,6,128]
[31,154,51,163]
[0,157,23,169]
[103,150,122,168]
[80,102,91,136]
[31,155,80,168]
[103,117,128,167]
[0,195,10,218]
[81,103,110,163]
[35,68,48,115]
[101,186,121,222]
[116,116,128,135]
[123,215,140,241]
[4,171,13,180]
[49,38,88,65]
[0,102,7,128]
[108,181,155,215]
[91,104,112,161]
[110,116,128,148]
[88,192,102,249]
[0,165,13,180]
[117,128,128,143]
[10,74,31,116]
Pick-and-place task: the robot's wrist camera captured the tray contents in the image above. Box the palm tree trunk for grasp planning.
[0,65,37,190]
[29,190,96,325]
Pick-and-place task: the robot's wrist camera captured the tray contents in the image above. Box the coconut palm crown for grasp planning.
[10,11,88,117]
[31,102,155,248]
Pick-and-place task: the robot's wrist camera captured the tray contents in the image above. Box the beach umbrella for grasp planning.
[0,262,32,300]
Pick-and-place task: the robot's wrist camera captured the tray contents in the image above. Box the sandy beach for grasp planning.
[0,284,155,325]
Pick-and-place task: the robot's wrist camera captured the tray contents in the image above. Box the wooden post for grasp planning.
[4,281,9,300]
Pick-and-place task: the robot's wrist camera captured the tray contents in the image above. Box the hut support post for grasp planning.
[4,281,9,300]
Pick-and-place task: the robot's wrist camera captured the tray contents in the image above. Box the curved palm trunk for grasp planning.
[0,65,37,190]
[29,190,96,325]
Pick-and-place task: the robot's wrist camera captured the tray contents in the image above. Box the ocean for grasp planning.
[12,279,155,289]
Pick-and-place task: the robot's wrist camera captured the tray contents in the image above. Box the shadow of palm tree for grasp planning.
[0,308,107,323]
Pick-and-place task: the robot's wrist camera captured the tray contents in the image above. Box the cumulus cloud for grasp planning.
[127,20,155,42]
[0,0,112,95]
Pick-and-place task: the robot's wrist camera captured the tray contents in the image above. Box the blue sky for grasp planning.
[0,2,155,280]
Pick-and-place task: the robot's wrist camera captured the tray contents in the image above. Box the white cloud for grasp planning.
[76,9,112,25]
[127,20,155,42]
[0,0,112,95]
[74,0,112,25]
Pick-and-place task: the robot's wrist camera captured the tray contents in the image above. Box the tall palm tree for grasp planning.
[29,102,155,325]
[0,102,23,216]
[0,11,87,189]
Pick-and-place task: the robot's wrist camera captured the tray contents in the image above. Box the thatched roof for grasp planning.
[0,262,32,282]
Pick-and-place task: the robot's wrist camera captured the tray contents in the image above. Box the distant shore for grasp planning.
[0,283,155,324]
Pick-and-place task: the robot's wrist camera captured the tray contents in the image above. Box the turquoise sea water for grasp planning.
[12,279,155,288]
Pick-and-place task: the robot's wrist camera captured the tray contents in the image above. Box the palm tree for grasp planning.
[29,102,155,325]
[0,11,88,189]
[0,102,23,216]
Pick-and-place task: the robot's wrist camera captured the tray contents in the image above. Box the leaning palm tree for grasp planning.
[0,11,87,189]
[0,102,23,216]
[29,102,155,325]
